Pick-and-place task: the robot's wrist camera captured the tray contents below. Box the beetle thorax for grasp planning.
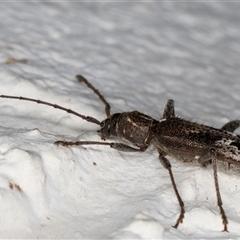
[115,111,156,147]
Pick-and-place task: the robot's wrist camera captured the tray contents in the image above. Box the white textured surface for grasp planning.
[0,2,240,239]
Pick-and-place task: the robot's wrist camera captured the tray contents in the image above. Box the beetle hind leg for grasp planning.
[198,148,228,232]
[221,120,240,133]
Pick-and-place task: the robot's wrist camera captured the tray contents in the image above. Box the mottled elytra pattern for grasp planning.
[1,75,240,232]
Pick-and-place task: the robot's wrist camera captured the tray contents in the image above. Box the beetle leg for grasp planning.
[198,148,228,232]
[158,150,185,229]
[221,120,240,133]
[55,140,148,152]
[162,99,175,119]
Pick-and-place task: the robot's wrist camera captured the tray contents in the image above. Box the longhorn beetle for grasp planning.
[1,75,240,232]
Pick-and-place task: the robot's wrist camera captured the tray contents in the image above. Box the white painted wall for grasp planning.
[0,2,240,238]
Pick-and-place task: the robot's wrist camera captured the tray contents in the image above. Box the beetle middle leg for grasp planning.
[162,99,175,119]
[158,150,185,228]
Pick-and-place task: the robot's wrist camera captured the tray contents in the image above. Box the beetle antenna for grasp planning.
[0,95,101,125]
[76,75,111,117]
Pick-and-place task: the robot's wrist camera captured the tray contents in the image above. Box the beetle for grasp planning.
[1,74,240,231]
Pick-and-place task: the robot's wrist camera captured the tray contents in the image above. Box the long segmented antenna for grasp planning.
[0,92,101,125]
[76,75,111,117]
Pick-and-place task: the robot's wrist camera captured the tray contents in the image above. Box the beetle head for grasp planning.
[98,113,120,140]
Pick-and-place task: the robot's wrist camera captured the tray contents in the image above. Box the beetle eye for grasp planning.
[100,119,111,139]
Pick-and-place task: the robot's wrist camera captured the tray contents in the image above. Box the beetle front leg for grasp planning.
[55,140,148,152]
